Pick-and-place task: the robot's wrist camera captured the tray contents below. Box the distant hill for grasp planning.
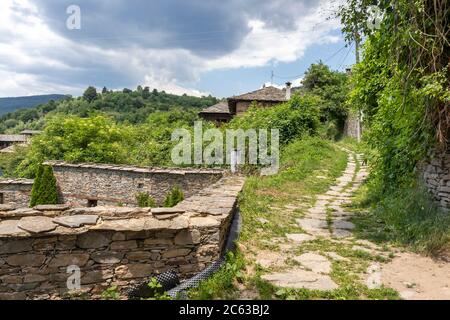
[0,88,217,133]
[0,94,69,115]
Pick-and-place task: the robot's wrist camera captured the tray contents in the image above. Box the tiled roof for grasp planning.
[0,134,27,142]
[229,86,287,102]
[199,102,230,114]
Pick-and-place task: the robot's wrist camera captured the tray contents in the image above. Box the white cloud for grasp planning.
[0,0,342,97]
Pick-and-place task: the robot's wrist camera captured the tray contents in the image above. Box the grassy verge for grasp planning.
[189,137,352,299]
[349,182,450,255]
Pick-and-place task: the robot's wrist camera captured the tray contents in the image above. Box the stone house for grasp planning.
[0,130,41,153]
[199,82,295,123]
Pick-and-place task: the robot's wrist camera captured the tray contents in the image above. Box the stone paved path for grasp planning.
[258,147,450,299]
[261,147,367,291]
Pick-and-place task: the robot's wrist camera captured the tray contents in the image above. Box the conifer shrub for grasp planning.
[163,186,184,207]
[135,192,157,208]
[30,165,59,207]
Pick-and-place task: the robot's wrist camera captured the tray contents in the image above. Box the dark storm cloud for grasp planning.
[30,0,321,57]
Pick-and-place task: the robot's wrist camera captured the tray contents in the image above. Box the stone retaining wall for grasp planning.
[44,161,225,207]
[0,180,33,207]
[0,176,245,300]
[420,151,450,211]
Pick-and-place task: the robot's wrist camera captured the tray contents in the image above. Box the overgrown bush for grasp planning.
[29,165,58,207]
[227,93,321,147]
[163,186,184,207]
[135,192,156,208]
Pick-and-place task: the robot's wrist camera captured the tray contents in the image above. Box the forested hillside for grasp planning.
[0,94,69,116]
[0,86,217,134]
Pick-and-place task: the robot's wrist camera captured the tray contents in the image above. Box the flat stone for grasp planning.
[7,254,46,267]
[34,204,70,211]
[297,218,328,230]
[293,253,332,274]
[175,229,201,245]
[285,233,316,243]
[91,252,124,264]
[189,217,221,228]
[0,204,16,211]
[8,208,42,217]
[76,232,110,249]
[17,216,57,233]
[52,215,99,228]
[0,239,33,254]
[333,220,355,230]
[110,240,138,250]
[151,208,185,215]
[0,220,29,237]
[332,229,353,238]
[49,253,90,267]
[153,213,180,220]
[262,268,338,291]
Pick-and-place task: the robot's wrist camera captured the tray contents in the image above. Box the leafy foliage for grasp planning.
[135,192,157,208]
[0,86,217,134]
[301,62,349,135]
[227,93,321,146]
[163,185,184,207]
[339,0,449,191]
[29,165,58,207]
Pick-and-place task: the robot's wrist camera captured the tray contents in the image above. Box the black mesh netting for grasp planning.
[125,210,241,300]
[126,269,180,300]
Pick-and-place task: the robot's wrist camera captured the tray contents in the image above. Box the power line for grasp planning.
[271,44,349,81]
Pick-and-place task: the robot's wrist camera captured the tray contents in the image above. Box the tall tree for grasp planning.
[83,86,98,102]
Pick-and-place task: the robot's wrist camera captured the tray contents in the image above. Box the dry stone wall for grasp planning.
[44,161,224,207]
[0,176,245,300]
[0,180,33,207]
[420,151,450,211]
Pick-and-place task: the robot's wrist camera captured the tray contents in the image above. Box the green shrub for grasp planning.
[135,192,156,208]
[163,186,184,207]
[29,165,58,207]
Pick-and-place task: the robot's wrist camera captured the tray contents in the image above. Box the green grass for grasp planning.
[188,136,351,300]
[349,181,450,254]
[238,137,348,244]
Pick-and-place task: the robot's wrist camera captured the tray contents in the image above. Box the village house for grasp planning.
[199,82,295,123]
[0,130,41,153]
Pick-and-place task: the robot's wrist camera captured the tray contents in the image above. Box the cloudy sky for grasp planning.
[0,0,354,98]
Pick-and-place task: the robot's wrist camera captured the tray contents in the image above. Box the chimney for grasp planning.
[285,82,292,100]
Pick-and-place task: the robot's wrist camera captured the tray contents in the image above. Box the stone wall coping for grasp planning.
[0,179,34,185]
[43,160,226,175]
[0,176,246,239]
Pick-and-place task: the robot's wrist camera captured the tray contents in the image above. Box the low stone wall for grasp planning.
[45,161,224,207]
[0,176,245,300]
[0,179,33,207]
[420,151,450,211]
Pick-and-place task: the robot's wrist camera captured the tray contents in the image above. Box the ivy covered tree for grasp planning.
[29,165,59,207]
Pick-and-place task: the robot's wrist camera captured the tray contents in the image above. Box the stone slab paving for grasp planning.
[260,148,386,293]
[286,233,316,243]
[17,216,57,233]
[262,268,338,291]
[293,253,332,274]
